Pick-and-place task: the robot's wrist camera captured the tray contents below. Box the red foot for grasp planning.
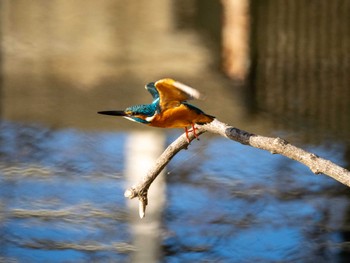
[184,124,199,143]
[185,127,190,143]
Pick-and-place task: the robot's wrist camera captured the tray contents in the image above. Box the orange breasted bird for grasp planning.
[98,78,215,142]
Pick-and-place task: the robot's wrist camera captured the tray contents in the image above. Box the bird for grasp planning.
[98,78,215,142]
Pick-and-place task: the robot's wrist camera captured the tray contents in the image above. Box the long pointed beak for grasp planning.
[98,110,127,116]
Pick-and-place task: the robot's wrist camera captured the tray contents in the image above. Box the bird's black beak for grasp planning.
[98,110,127,116]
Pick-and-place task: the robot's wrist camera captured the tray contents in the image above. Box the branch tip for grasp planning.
[139,199,147,219]
[124,189,135,199]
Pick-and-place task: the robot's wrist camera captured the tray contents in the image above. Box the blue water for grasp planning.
[0,120,349,262]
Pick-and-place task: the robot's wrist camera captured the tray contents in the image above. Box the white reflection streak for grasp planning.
[125,131,166,263]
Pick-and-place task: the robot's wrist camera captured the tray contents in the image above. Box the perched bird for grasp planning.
[98,78,215,142]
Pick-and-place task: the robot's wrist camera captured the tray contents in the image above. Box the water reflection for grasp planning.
[1,0,350,262]
[0,121,131,262]
[1,120,350,262]
[125,131,166,263]
[165,138,348,262]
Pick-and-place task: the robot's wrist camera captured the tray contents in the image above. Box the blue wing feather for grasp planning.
[145,82,159,101]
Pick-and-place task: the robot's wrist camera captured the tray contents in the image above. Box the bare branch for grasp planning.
[124,119,350,218]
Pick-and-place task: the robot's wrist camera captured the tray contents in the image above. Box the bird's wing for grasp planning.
[154,78,203,109]
[145,82,159,101]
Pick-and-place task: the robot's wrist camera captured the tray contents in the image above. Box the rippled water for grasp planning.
[1,120,349,262]
[1,1,349,261]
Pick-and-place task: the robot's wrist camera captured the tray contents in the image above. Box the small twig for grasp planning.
[124,119,350,218]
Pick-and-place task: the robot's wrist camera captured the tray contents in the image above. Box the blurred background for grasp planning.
[0,0,349,262]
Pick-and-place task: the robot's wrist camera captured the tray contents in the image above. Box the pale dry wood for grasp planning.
[125,119,350,218]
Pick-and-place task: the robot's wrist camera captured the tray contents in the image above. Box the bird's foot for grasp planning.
[189,123,200,141]
[185,127,191,144]
[184,124,200,143]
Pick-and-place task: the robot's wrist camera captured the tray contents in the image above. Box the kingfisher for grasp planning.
[98,78,215,142]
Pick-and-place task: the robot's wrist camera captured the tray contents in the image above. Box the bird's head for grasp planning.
[123,104,158,124]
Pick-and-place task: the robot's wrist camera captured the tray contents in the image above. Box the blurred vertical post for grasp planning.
[221,0,250,81]
[125,131,166,263]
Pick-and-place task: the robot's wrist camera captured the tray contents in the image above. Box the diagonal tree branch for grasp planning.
[124,119,350,218]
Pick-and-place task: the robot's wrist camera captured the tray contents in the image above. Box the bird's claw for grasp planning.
[185,124,200,143]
